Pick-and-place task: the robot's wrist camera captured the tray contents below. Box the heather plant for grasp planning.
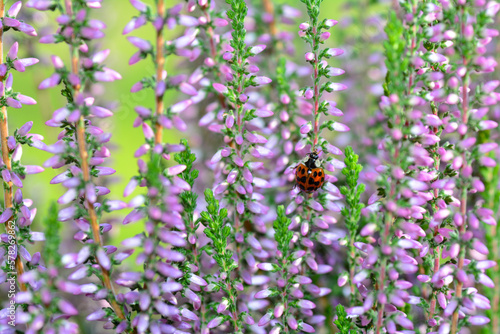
[0,0,41,286]
[0,0,47,332]
[339,146,365,303]
[0,0,498,333]
[27,0,127,331]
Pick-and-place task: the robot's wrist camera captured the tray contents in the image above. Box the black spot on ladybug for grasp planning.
[315,181,320,186]
[299,184,305,190]
[308,178,315,185]
[318,171,322,176]
[307,186,315,192]
[300,176,307,183]
[313,171,317,177]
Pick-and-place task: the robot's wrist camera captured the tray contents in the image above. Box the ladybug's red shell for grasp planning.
[295,163,325,193]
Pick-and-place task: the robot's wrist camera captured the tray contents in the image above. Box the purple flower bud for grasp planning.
[305,52,315,61]
[270,327,281,334]
[217,299,229,313]
[327,48,344,57]
[250,44,266,55]
[7,42,19,60]
[360,223,377,236]
[87,309,106,321]
[255,288,273,299]
[96,248,111,270]
[14,60,27,73]
[300,323,315,333]
[300,89,312,102]
[167,164,186,176]
[7,97,21,108]
[254,76,272,85]
[258,313,272,326]
[207,316,223,329]
[179,82,198,96]
[255,108,274,117]
[17,94,37,105]
[58,299,78,316]
[8,1,22,17]
[287,315,298,330]
[300,122,312,134]
[297,299,316,309]
[0,66,6,80]
[235,312,251,325]
[470,316,490,326]
[189,274,207,286]
[330,121,350,132]
[3,17,20,27]
[299,22,310,30]
[171,99,192,114]
[181,308,199,321]
[479,120,498,130]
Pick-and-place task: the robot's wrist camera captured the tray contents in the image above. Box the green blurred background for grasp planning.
[9,0,343,245]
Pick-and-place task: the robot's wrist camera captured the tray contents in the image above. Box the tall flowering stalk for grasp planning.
[255,205,307,334]
[438,1,499,332]
[210,0,274,311]
[211,0,273,221]
[121,1,206,332]
[367,5,437,332]
[481,20,500,328]
[339,146,365,302]
[274,0,348,331]
[30,0,126,329]
[0,0,40,294]
[244,0,303,212]
[173,140,205,330]
[200,189,246,333]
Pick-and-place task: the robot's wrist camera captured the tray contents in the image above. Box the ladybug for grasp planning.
[295,151,325,193]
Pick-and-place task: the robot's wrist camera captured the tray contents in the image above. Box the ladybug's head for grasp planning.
[304,151,320,169]
[308,151,319,161]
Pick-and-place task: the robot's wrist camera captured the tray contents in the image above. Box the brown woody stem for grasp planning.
[154,0,165,145]
[0,0,26,292]
[64,0,125,322]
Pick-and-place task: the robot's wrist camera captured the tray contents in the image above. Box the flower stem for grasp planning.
[154,0,165,145]
[312,27,320,151]
[0,0,26,292]
[376,211,393,334]
[202,5,227,109]
[64,0,125,322]
[451,16,469,330]
[428,103,441,324]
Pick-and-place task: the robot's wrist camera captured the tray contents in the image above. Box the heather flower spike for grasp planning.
[0,0,45,320]
[27,0,127,331]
